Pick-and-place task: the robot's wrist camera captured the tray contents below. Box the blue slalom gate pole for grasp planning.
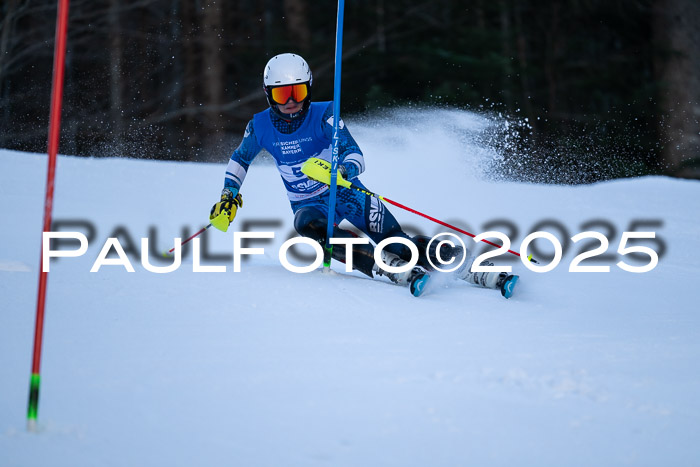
[323,0,345,271]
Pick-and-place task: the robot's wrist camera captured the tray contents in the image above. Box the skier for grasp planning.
[210,53,518,297]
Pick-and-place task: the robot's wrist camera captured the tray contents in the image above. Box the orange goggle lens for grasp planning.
[270,83,309,105]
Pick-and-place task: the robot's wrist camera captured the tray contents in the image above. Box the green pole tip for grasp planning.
[27,373,40,424]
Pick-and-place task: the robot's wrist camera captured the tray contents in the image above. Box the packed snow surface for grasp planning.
[1,109,699,466]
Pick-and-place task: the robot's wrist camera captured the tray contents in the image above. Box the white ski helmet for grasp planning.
[263,53,313,119]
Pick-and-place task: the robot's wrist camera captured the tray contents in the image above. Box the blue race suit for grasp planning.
[222,102,411,275]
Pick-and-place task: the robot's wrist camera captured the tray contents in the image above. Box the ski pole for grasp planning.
[345,183,537,263]
[163,224,211,257]
[301,158,537,263]
[163,210,232,256]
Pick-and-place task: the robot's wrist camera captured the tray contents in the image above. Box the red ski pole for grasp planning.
[301,157,537,263]
[163,223,211,257]
[346,183,537,263]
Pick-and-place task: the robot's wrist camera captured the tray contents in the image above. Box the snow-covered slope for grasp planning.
[1,109,699,466]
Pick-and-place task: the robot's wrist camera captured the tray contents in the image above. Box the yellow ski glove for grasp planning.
[210,190,243,232]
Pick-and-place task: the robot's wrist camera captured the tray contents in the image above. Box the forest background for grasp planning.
[1,0,698,183]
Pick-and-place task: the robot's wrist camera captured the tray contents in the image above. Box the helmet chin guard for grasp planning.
[263,53,313,120]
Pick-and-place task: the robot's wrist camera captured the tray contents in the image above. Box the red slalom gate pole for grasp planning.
[28,0,71,432]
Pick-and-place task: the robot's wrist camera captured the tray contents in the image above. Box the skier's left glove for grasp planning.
[210,189,243,232]
[301,157,352,188]
[339,161,360,180]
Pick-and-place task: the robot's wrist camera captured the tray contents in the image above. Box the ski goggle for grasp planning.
[269,83,309,105]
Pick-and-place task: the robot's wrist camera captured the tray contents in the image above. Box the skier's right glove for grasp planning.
[210,189,243,232]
